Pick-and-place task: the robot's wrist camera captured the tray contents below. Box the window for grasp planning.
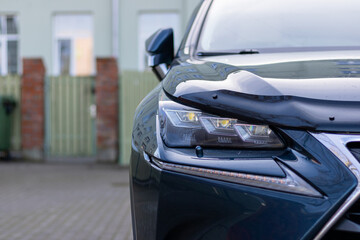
[53,14,94,76]
[58,39,71,75]
[0,15,19,75]
[138,13,180,71]
[199,0,360,52]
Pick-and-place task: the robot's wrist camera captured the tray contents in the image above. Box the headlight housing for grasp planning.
[159,91,284,149]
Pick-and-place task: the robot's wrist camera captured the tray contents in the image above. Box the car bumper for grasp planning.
[130,130,359,240]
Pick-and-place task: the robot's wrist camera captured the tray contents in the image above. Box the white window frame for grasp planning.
[52,14,94,76]
[0,15,19,75]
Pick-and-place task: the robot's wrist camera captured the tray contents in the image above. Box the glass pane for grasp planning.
[6,16,18,34]
[0,18,2,34]
[7,40,18,74]
[199,0,360,52]
[59,39,71,75]
[75,38,93,76]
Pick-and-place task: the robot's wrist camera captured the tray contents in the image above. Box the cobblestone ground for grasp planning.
[0,162,133,240]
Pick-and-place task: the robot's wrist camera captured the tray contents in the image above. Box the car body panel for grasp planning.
[162,57,360,132]
[130,130,356,240]
[130,84,357,239]
[130,0,360,239]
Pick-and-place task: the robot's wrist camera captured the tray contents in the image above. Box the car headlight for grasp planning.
[159,91,284,149]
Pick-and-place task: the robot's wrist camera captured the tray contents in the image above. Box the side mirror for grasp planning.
[145,28,174,80]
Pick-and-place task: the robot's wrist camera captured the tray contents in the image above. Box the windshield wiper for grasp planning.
[197,49,260,56]
[239,49,260,54]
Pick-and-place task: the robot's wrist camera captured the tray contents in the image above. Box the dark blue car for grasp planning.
[130,0,360,239]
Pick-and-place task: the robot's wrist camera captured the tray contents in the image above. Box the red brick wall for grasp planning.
[21,58,45,160]
[96,58,119,162]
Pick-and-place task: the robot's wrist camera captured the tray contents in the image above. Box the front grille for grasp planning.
[322,142,360,240]
[348,142,360,162]
[323,200,360,240]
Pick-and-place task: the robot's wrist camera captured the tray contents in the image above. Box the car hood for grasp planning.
[162,51,360,132]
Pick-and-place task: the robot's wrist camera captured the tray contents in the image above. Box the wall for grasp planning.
[1,0,202,164]
[118,0,202,70]
[0,0,201,73]
[0,0,113,75]
[117,0,201,164]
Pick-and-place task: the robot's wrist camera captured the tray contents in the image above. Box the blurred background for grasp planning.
[0,0,201,165]
[0,1,201,239]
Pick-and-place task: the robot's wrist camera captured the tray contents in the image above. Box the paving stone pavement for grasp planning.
[0,162,133,240]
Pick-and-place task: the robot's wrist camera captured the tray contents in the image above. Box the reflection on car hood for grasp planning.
[163,51,360,132]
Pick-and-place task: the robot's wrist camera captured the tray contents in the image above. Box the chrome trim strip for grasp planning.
[152,158,322,198]
[311,133,360,240]
[185,0,212,57]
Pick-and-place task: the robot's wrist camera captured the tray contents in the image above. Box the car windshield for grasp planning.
[198,0,360,53]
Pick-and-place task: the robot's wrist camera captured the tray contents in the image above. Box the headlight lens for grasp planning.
[159,92,284,148]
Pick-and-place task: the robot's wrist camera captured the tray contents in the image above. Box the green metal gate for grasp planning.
[46,76,96,158]
[119,71,158,165]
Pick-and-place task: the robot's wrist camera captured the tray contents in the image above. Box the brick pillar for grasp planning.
[96,58,119,162]
[21,58,45,161]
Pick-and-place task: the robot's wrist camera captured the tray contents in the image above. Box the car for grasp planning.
[129,0,360,239]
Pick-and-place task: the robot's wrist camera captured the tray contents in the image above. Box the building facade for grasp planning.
[0,0,201,164]
[0,0,201,75]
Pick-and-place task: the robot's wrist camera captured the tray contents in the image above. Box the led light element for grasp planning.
[159,91,284,148]
[164,110,202,128]
[200,117,238,136]
[152,158,322,198]
[235,124,283,145]
[214,118,235,129]
[177,111,199,122]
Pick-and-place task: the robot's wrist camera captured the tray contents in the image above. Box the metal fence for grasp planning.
[0,75,21,151]
[119,71,159,165]
[46,76,96,157]
[0,72,157,163]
